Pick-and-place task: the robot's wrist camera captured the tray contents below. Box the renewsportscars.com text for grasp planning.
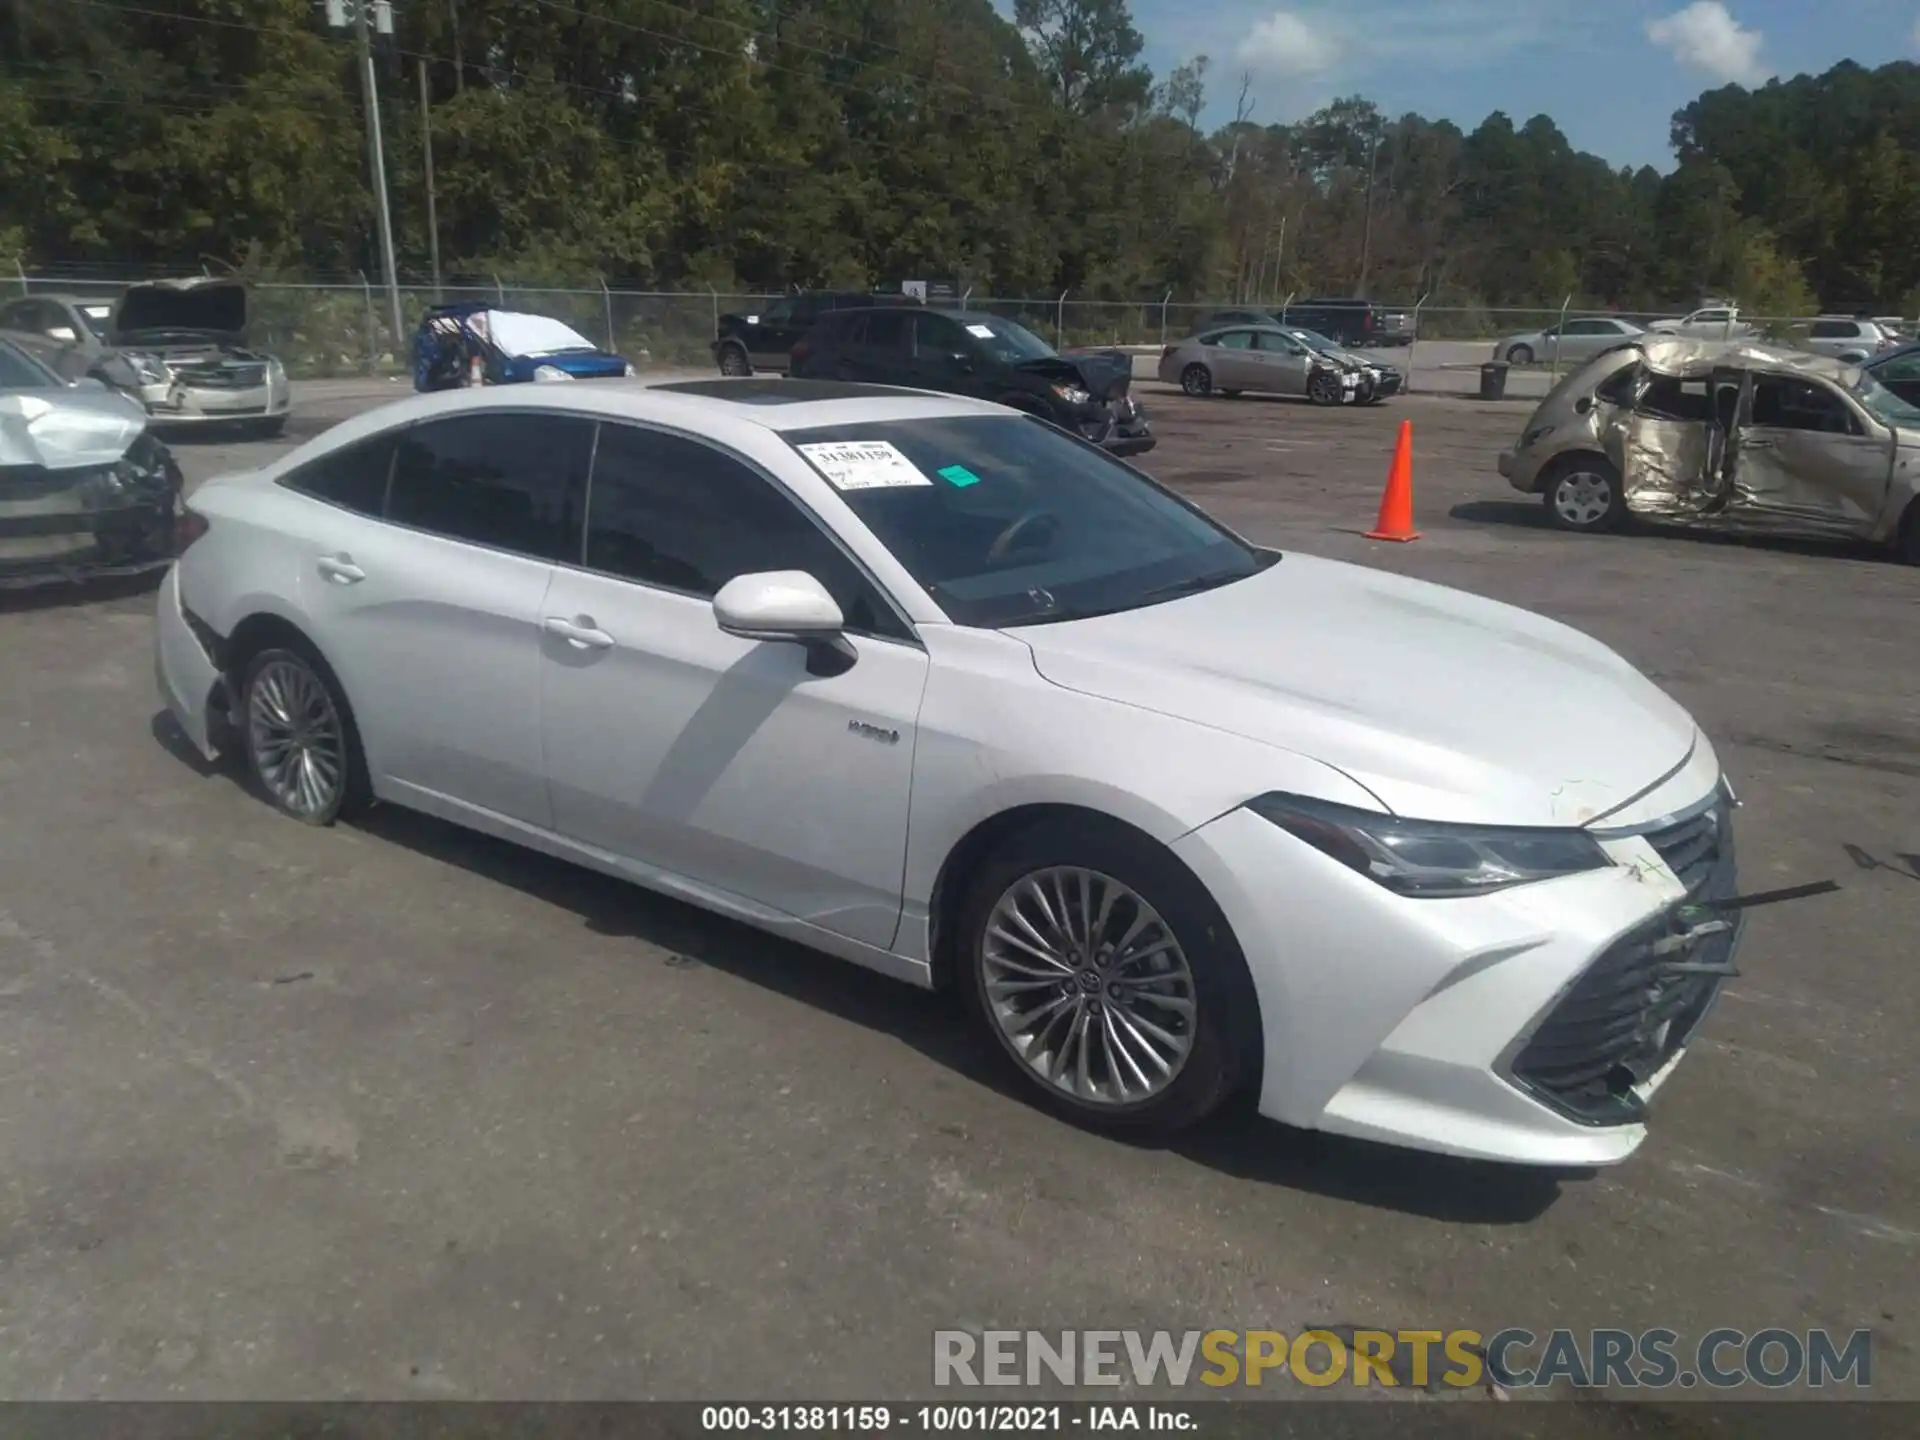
[933,1328,1873,1390]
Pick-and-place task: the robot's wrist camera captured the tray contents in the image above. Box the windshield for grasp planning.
[962,317,1056,366]
[79,305,111,340]
[0,341,59,389]
[1287,328,1344,355]
[784,416,1273,628]
[1850,370,1920,428]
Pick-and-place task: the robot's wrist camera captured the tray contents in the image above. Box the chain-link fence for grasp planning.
[5,271,1910,381]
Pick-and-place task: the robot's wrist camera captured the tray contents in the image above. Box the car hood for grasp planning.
[1007,553,1700,828]
[111,278,247,344]
[0,388,149,470]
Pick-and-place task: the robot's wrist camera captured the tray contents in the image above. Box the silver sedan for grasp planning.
[1157,325,1369,405]
[1496,317,1644,366]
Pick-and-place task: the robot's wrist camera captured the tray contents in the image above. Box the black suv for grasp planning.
[789,307,1154,457]
[712,292,919,376]
[1278,297,1413,347]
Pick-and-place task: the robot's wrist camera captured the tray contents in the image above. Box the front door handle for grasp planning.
[316,554,365,584]
[544,615,614,650]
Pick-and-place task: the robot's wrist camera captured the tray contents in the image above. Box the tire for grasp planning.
[1307,370,1344,406]
[1180,364,1213,397]
[1898,502,1920,566]
[716,342,751,377]
[247,415,288,439]
[238,642,370,827]
[1542,455,1627,533]
[1507,344,1535,365]
[956,818,1259,1137]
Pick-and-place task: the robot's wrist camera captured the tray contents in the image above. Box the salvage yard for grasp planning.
[0,381,1915,1409]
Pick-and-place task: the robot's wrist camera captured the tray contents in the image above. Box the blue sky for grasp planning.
[1104,0,1920,170]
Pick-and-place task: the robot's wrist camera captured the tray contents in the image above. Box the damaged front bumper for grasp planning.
[136,369,291,427]
[1077,394,1156,457]
[0,442,183,589]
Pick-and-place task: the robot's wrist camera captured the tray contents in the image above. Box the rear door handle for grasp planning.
[316,555,365,584]
[544,615,614,650]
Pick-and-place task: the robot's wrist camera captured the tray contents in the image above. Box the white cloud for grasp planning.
[1645,3,1772,87]
[1235,12,1341,76]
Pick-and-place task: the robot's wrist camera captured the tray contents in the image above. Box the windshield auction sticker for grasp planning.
[797,440,934,491]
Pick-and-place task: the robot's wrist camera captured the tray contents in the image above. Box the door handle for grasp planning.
[543,615,614,650]
[316,555,365,584]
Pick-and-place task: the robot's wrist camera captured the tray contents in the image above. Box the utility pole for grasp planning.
[418,58,442,300]
[327,0,405,357]
[1357,121,1381,296]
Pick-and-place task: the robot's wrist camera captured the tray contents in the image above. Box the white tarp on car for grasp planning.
[483,310,597,359]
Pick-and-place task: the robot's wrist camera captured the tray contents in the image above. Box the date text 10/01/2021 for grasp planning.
[701,1406,1194,1432]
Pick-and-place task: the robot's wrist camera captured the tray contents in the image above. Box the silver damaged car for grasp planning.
[1499,336,1920,562]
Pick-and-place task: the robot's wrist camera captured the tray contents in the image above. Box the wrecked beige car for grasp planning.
[1498,337,1920,563]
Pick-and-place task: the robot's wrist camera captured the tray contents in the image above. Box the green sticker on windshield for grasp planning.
[937,464,981,488]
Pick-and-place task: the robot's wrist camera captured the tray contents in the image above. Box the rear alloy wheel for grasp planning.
[240,646,365,826]
[1307,370,1344,406]
[1180,363,1213,397]
[959,822,1257,1136]
[1898,503,1920,566]
[717,343,751,377]
[1507,344,1535,365]
[1544,457,1626,532]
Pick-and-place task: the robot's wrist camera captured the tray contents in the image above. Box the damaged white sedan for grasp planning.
[1499,336,1920,562]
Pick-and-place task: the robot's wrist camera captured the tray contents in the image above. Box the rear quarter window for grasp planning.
[278,435,397,516]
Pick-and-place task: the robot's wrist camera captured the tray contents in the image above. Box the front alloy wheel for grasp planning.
[958,821,1257,1135]
[242,648,355,824]
[981,867,1198,1106]
[1180,364,1213,397]
[1307,370,1344,406]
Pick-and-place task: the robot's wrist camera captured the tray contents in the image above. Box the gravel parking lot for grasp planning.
[0,379,1914,1411]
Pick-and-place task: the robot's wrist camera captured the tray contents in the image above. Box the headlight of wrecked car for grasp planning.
[1050,383,1092,406]
[532,364,575,382]
[122,352,168,384]
[1246,793,1611,897]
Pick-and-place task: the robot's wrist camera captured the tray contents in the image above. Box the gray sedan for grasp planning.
[1496,317,1645,366]
[1157,325,1377,405]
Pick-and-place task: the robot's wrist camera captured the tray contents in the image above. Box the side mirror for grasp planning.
[713,570,844,642]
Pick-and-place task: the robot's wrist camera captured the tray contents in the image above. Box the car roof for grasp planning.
[288,378,1008,457]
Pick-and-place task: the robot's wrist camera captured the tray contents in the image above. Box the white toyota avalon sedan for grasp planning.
[156,378,1741,1166]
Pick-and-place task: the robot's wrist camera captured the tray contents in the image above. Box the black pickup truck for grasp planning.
[712,292,920,376]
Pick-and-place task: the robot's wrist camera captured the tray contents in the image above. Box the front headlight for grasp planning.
[1246,793,1612,898]
[1050,383,1092,406]
[532,364,574,382]
[124,352,168,384]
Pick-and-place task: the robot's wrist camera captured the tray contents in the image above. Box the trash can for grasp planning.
[1479,361,1510,401]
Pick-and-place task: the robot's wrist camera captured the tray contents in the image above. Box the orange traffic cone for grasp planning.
[1366,419,1420,542]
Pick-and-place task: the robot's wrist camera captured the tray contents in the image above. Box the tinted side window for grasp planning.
[1810,320,1855,339]
[280,435,397,516]
[1636,376,1711,422]
[584,424,909,640]
[1594,364,1642,408]
[913,313,970,356]
[862,311,908,349]
[1214,330,1255,350]
[1750,377,1860,435]
[388,413,594,560]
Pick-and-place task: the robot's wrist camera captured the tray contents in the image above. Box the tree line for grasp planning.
[3,0,1918,316]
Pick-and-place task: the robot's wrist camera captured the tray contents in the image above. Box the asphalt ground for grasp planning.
[0,379,1914,1414]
